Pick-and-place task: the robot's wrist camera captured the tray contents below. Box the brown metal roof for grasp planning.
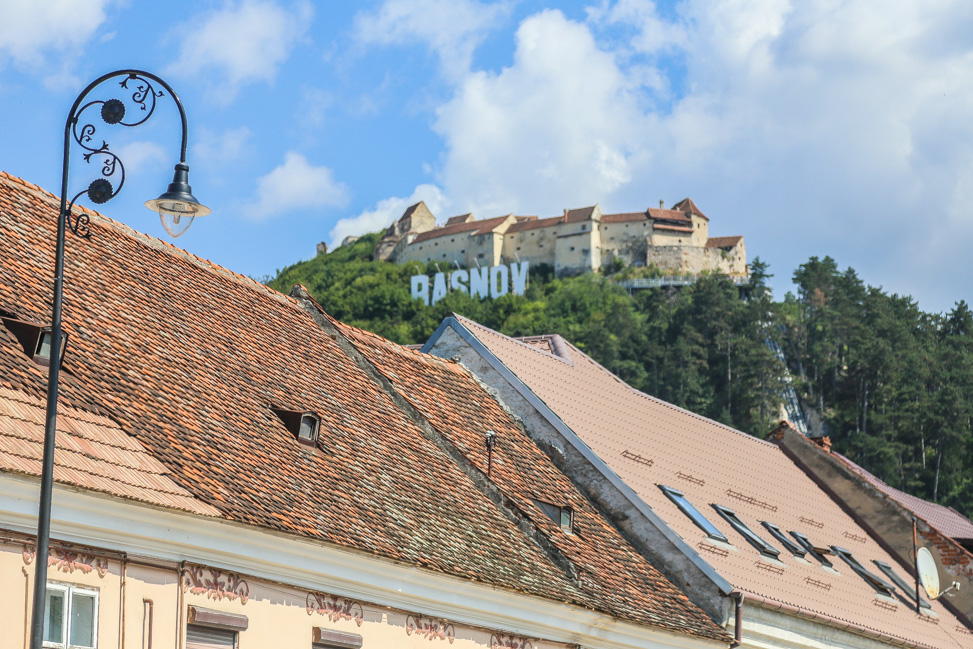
[452,315,973,649]
[833,452,973,542]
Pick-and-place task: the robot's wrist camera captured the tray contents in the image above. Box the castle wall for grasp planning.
[646,242,748,277]
[502,226,557,267]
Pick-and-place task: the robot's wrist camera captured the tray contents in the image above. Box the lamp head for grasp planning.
[145,162,210,238]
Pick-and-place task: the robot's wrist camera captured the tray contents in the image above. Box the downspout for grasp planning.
[730,590,744,648]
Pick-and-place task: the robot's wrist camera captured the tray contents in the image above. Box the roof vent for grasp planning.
[272,407,321,447]
[1,317,68,367]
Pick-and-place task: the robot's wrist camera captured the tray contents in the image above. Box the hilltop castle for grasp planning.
[371,198,747,277]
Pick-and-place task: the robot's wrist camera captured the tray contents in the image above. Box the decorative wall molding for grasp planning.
[22,544,109,577]
[490,633,534,649]
[406,614,455,643]
[181,564,250,604]
[306,592,364,627]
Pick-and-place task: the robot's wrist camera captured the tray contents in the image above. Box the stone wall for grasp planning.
[646,242,747,277]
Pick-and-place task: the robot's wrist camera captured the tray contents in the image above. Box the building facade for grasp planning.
[372,199,747,277]
[423,315,973,649]
[0,171,728,649]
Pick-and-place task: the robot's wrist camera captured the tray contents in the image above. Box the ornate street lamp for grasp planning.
[29,70,208,649]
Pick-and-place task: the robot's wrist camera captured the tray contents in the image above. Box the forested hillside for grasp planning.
[267,237,973,518]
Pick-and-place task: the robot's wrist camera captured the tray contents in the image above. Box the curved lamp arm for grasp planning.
[29,69,205,649]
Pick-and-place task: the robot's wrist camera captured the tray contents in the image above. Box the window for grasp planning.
[272,408,321,447]
[658,485,728,542]
[790,531,834,568]
[712,505,779,558]
[832,547,895,596]
[533,499,573,534]
[43,583,98,649]
[761,522,806,558]
[1,317,68,367]
[186,606,247,649]
[873,560,931,609]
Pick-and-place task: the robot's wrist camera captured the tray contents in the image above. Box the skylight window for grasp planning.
[873,560,931,609]
[831,547,896,596]
[658,485,728,543]
[712,505,780,558]
[761,522,807,558]
[790,531,834,568]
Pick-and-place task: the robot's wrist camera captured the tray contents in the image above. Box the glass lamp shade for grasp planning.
[145,163,210,238]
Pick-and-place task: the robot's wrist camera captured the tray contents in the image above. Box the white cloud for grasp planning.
[354,0,510,80]
[419,0,973,311]
[193,127,252,165]
[112,141,168,177]
[433,10,643,215]
[243,152,349,221]
[0,0,112,69]
[328,184,448,248]
[167,0,312,101]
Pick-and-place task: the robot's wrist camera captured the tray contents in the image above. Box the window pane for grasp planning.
[658,485,728,542]
[36,331,52,359]
[70,592,96,647]
[44,589,65,644]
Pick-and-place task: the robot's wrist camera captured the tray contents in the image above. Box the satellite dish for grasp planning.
[917,547,941,599]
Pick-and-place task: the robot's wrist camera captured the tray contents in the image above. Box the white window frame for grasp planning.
[43,583,99,649]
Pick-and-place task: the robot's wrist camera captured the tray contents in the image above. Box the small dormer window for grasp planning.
[272,407,321,447]
[298,413,320,444]
[533,499,574,534]
[1,317,68,367]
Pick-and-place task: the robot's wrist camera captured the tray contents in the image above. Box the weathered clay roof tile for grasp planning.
[0,172,726,640]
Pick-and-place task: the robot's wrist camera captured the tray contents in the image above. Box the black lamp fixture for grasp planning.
[28,70,207,649]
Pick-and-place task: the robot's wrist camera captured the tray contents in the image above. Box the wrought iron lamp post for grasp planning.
[29,70,208,649]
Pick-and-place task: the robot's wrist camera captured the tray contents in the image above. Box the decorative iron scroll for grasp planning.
[490,634,534,649]
[65,73,166,238]
[180,565,250,604]
[405,615,455,643]
[306,592,364,627]
[22,544,108,578]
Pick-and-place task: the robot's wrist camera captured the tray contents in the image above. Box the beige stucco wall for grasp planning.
[1,534,572,649]
[502,227,558,267]
[691,215,709,247]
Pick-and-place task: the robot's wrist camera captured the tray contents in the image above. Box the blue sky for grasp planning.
[2,0,973,313]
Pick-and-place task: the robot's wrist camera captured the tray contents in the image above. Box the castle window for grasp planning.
[569,246,575,252]
[580,225,585,231]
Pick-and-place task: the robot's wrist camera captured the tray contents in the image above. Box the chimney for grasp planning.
[659,200,664,209]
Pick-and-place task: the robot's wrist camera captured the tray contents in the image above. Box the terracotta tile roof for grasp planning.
[333,320,728,641]
[706,236,743,248]
[449,314,973,649]
[0,171,724,638]
[647,207,693,223]
[833,453,973,543]
[564,206,597,223]
[412,215,510,243]
[602,212,649,224]
[671,198,709,220]
[0,385,218,516]
[654,223,694,233]
[505,215,562,234]
[444,213,474,226]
